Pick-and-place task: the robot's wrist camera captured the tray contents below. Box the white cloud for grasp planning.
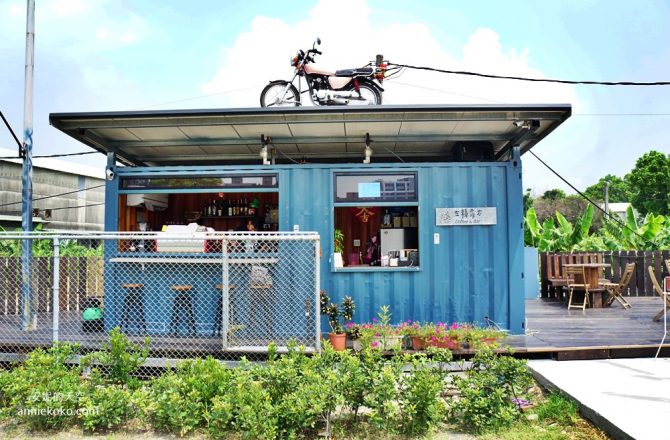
[201,0,581,110]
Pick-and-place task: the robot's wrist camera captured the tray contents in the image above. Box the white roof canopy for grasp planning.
[50,104,571,166]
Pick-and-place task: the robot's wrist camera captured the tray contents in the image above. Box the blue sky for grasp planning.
[1,0,669,195]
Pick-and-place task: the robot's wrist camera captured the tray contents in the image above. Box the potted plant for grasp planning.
[399,321,430,351]
[333,228,344,268]
[345,322,363,351]
[320,290,355,351]
[466,326,505,348]
[360,305,403,351]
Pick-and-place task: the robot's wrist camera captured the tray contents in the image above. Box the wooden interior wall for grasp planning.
[118,192,279,232]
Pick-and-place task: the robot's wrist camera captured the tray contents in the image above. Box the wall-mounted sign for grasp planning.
[436,207,497,226]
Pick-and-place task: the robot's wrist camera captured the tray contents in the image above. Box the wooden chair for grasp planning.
[649,266,670,322]
[601,262,634,308]
[566,266,590,310]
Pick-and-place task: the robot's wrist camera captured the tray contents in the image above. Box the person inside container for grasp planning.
[363,235,380,266]
[237,219,257,231]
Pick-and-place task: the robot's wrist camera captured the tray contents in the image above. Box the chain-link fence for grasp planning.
[0,231,320,364]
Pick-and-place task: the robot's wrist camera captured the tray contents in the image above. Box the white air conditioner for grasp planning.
[126,193,168,211]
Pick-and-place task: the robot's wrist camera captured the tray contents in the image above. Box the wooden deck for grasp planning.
[0,297,669,361]
[503,297,670,359]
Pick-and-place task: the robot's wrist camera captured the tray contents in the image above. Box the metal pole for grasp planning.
[604,182,610,218]
[21,0,35,331]
[221,237,229,350]
[314,237,321,352]
[52,237,60,342]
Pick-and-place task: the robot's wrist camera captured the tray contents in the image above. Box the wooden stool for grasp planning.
[213,283,236,337]
[121,283,146,334]
[169,284,196,337]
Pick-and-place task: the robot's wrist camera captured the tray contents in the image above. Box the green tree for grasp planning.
[626,151,670,216]
[583,174,632,203]
[541,188,566,201]
[523,188,533,215]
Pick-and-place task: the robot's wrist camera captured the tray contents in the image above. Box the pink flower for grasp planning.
[371,341,379,347]
[372,318,377,323]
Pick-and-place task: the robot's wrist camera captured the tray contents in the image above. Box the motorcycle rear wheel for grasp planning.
[345,81,382,105]
[260,82,300,107]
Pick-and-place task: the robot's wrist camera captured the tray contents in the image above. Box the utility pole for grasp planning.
[604,182,610,219]
[21,0,35,331]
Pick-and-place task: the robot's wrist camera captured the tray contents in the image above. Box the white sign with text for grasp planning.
[436,207,497,226]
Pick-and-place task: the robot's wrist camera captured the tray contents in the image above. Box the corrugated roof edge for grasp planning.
[49,103,572,120]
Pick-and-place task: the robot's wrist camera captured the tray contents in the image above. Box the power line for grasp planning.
[527,150,657,247]
[47,202,104,211]
[0,184,105,209]
[0,151,98,160]
[389,63,670,86]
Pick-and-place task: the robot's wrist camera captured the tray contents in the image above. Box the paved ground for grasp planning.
[529,357,670,440]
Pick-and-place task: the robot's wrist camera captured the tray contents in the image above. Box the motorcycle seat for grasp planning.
[335,67,374,77]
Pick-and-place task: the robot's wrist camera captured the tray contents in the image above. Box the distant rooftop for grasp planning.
[0,147,104,179]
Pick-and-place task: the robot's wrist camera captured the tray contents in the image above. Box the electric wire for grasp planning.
[528,150,659,248]
[0,184,106,209]
[0,151,99,160]
[388,63,670,86]
[47,202,104,211]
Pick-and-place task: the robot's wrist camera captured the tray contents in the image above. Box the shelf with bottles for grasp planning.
[201,215,255,220]
[380,207,418,228]
[201,197,258,218]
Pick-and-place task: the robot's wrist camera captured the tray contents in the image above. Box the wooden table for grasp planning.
[563,263,611,308]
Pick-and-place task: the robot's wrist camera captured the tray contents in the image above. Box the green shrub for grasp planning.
[535,392,579,426]
[78,384,132,432]
[81,327,149,389]
[451,348,532,434]
[398,353,448,435]
[208,364,278,439]
[363,351,406,433]
[143,357,232,436]
[4,343,83,430]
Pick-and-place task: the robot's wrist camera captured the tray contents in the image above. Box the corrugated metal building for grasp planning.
[0,148,104,231]
[50,105,571,333]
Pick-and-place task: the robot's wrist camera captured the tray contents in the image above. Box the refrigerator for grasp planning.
[380,228,417,257]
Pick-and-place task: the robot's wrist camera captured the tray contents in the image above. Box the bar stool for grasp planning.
[212,283,236,337]
[121,283,146,334]
[169,284,196,337]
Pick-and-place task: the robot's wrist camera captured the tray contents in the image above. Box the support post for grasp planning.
[52,237,60,342]
[21,0,36,332]
[506,145,525,334]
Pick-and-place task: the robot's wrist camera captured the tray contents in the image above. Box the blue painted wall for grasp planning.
[110,160,525,334]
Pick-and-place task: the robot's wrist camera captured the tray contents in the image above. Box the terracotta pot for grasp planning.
[373,335,403,350]
[328,332,347,351]
[411,336,426,350]
[428,337,460,350]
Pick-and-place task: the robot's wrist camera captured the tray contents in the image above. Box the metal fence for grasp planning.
[0,231,320,364]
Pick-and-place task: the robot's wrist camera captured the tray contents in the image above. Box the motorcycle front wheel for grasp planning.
[345,81,382,105]
[260,82,300,107]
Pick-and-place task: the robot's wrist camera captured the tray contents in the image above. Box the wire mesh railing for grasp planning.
[0,231,321,364]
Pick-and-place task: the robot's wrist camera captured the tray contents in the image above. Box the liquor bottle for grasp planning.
[233,199,238,216]
[216,200,222,217]
[243,198,248,216]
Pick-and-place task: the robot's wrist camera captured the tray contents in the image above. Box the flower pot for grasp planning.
[328,332,347,351]
[428,337,460,350]
[371,335,403,351]
[411,336,426,350]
